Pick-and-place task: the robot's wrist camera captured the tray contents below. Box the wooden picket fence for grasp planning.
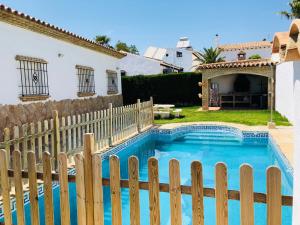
[0,98,154,170]
[0,133,293,225]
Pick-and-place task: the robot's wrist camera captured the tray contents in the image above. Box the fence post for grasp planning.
[4,128,10,168]
[53,110,61,170]
[84,133,95,225]
[137,99,141,133]
[108,103,113,146]
[150,97,154,124]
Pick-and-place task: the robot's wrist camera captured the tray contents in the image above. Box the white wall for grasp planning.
[292,61,300,225]
[211,75,237,93]
[220,48,272,61]
[276,61,295,123]
[0,21,121,105]
[118,53,162,76]
[162,48,193,72]
[211,74,268,94]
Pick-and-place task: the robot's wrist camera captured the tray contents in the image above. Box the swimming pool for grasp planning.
[3,125,293,225]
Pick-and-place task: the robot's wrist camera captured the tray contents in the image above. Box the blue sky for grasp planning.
[1,0,292,53]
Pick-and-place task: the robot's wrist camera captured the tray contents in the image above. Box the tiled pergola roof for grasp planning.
[197,59,276,70]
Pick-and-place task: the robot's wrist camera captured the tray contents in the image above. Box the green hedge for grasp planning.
[122,72,202,106]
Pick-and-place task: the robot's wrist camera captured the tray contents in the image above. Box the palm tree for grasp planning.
[279,0,300,19]
[198,47,225,64]
[95,35,111,45]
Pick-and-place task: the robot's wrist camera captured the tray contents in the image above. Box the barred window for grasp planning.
[16,55,50,101]
[107,70,118,94]
[76,65,95,97]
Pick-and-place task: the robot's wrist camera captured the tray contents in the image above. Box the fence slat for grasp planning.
[4,128,11,167]
[58,153,71,225]
[110,155,122,225]
[84,133,95,225]
[44,120,49,153]
[93,154,104,225]
[77,115,82,148]
[22,124,28,169]
[50,119,55,159]
[28,151,40,225]
[75,153,87,225]
[129,156,140,225]
[191,161,204,225]
[30,123,35,152]
[73,115,77,150]
[240,165,254,225]
[38,121,43,161]
[108,103,113,146]
[148,157,160,225]
[169,159,182,225]
[53,111,61,169]
[0,150,12,225]
[13,151,25,225]
[43,152,54,225]
[267,167,281,225]
[215,163,228,225]
[62,117,66,153]
[67,116,72,152]
[13,126,20,152]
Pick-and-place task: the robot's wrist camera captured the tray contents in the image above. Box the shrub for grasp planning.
[122,72,202,106]
[248,54,262,60]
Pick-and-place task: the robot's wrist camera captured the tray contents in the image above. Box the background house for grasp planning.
[219,41,272,61]
[144,37,199,72]
[118,51,183,76]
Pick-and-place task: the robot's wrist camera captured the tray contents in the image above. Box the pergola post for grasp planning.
[202,77,210,111]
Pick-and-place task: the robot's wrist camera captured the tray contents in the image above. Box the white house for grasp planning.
[144,37,200,72]
[0,5,125,105]
[269,19,300,225]
[273,21,300,124]
[118,51,183,76]
[218,41,272,61]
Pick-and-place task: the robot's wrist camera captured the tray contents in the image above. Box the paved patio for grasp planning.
[158,122,294,167]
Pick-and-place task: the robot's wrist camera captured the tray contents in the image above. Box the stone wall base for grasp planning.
[0,95,123,139]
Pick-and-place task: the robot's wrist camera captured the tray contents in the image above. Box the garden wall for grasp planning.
[0,95,123,139]
[122,72,202,106]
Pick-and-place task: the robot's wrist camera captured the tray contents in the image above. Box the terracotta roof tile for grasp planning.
[218,41,272,51]
[197,59,276,70]
[0,4,125,58]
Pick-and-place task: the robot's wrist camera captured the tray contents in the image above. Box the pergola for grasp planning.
[196,59,276,110]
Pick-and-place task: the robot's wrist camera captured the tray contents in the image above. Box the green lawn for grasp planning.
[154,106,291,126]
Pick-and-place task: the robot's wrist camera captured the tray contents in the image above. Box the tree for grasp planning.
[115,41,139,55]
[95,35,111,45]
[248,54,262,60]
[279,0,300,19]
[198,47,225,64]
[129,45,139,55]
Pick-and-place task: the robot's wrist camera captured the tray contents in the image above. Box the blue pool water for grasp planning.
[4,126,293,225]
